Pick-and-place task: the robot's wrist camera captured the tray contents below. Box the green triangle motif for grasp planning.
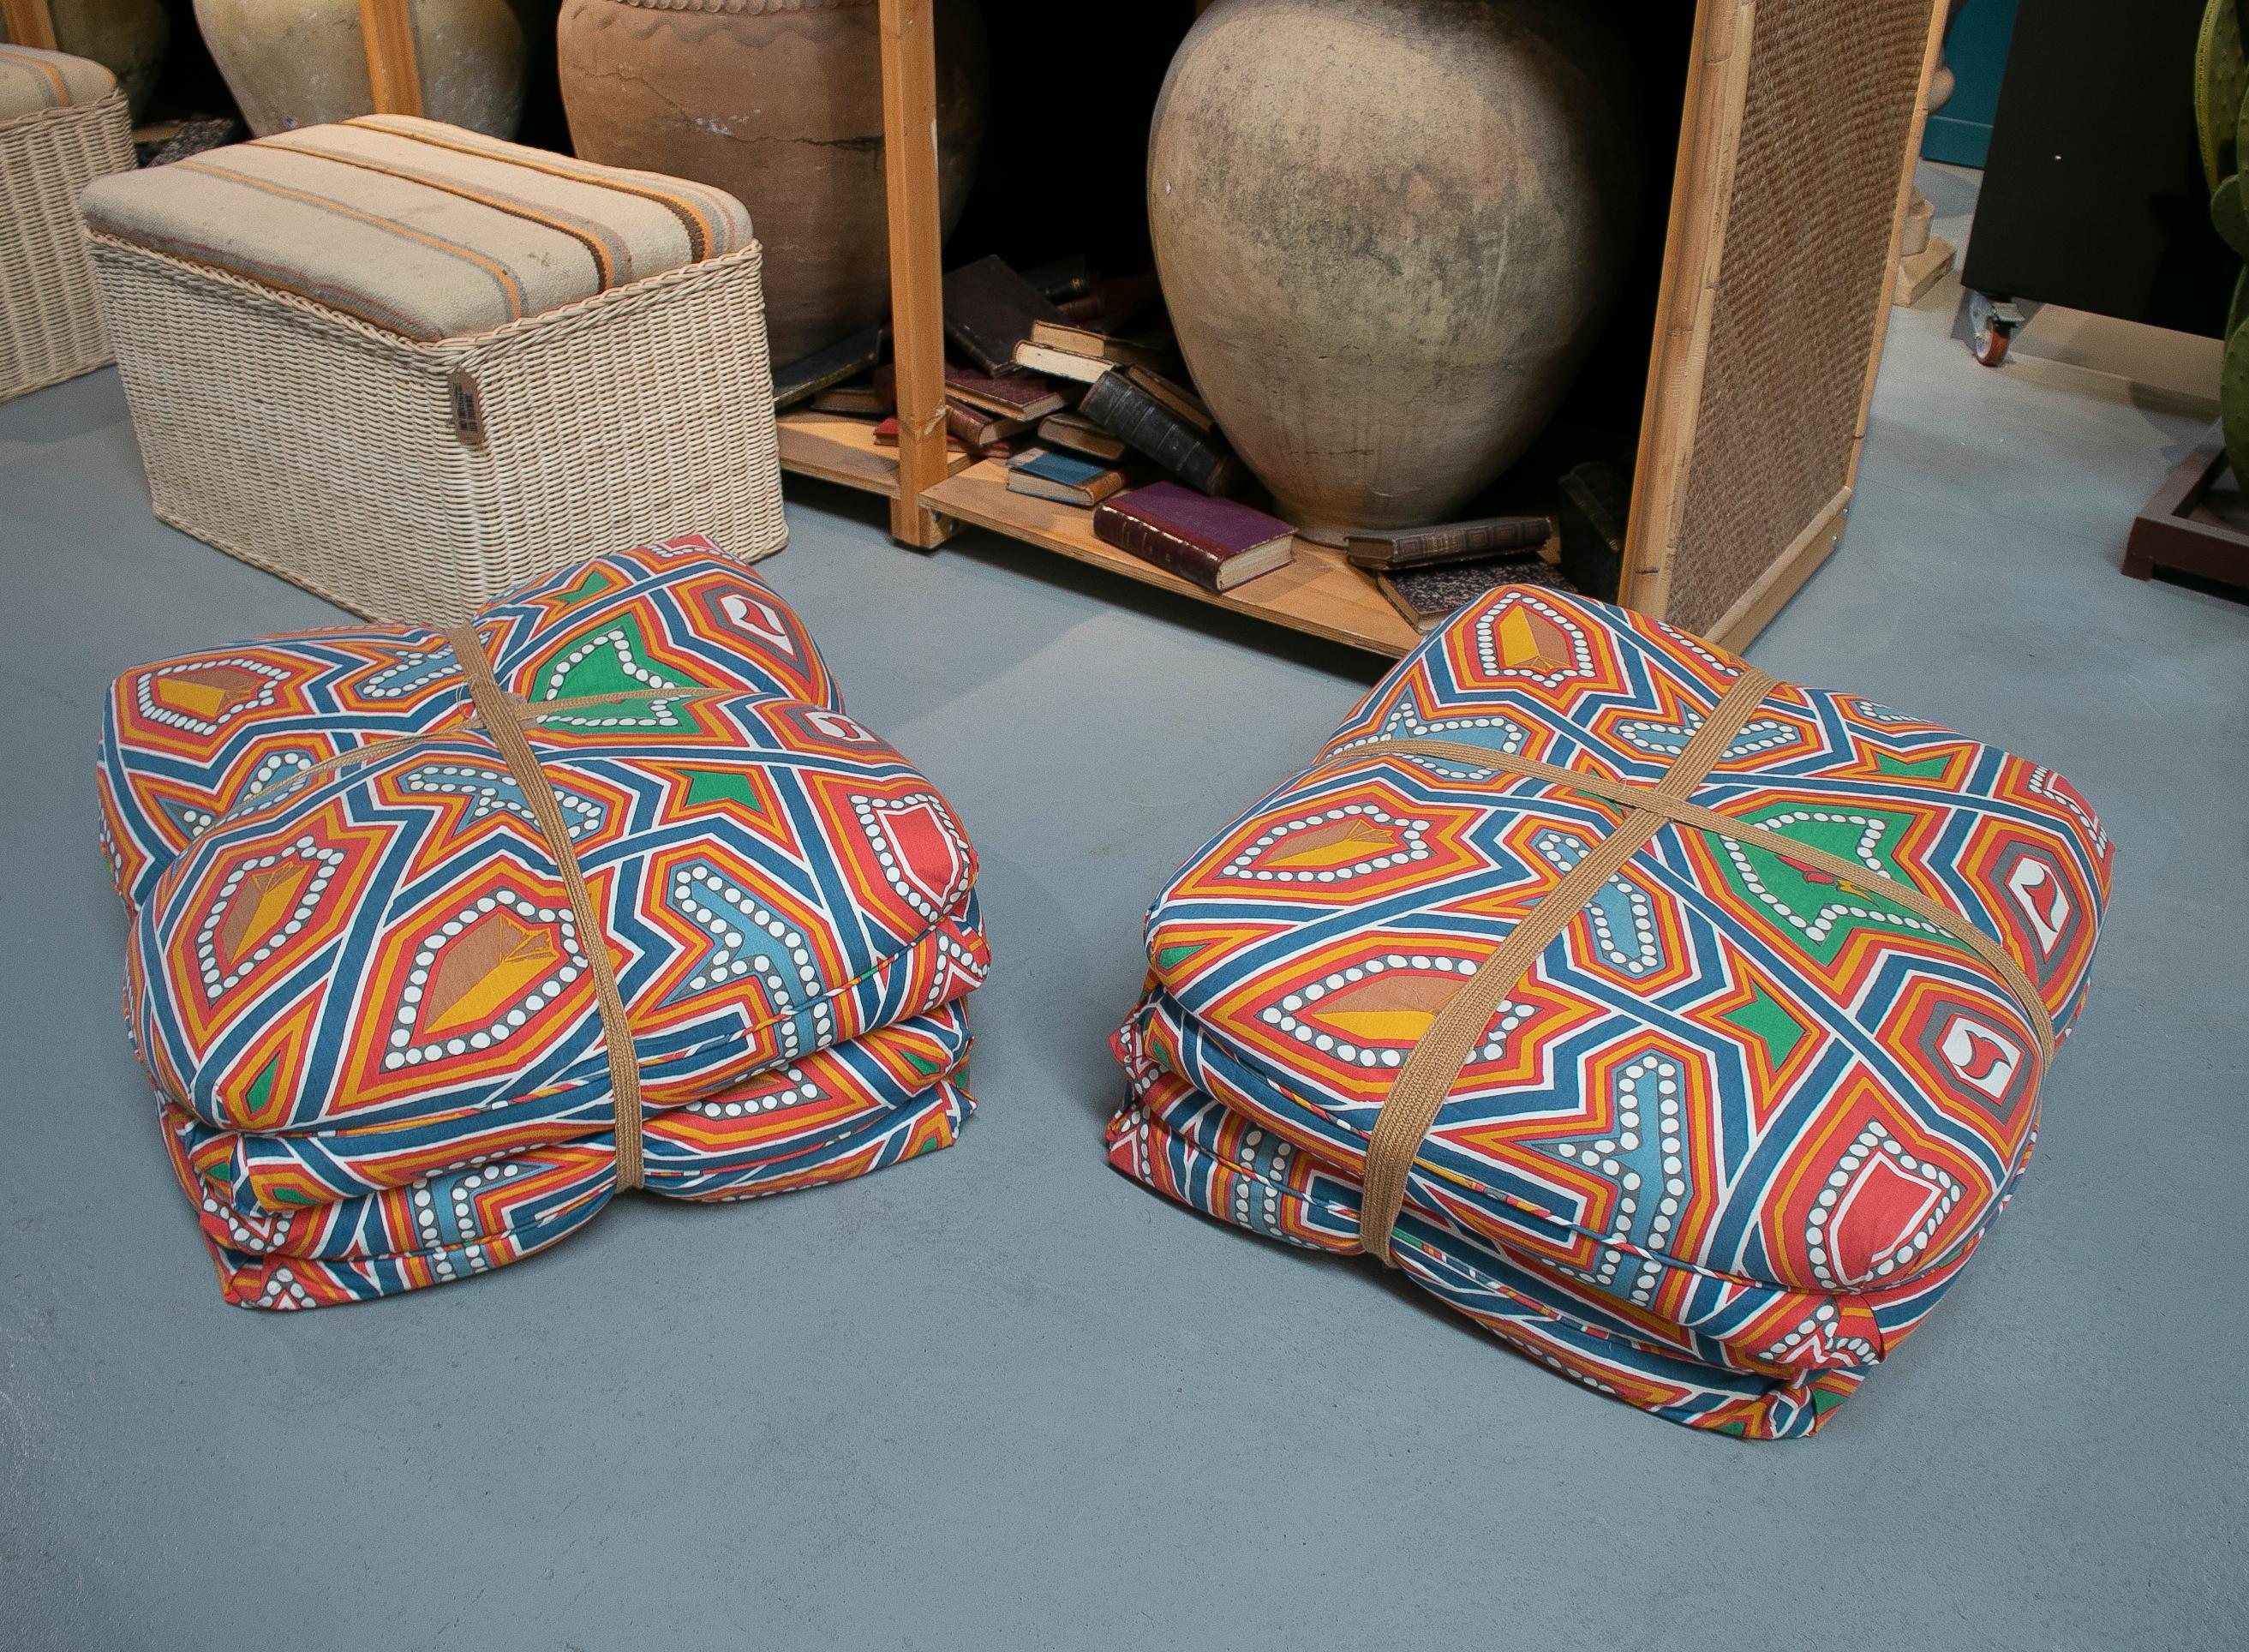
[905,1051,942,1079]
[683,769,761,810]
[554,567,619,607]
[241,1054,278,1116]
[1156,941,1212,973]
[1719,808,1947,966]
[1721,981,1809,1068]
[1714,1420,1749,1437]
[1871,750,1951,781]
[535,614,682,701]
[1810,1386,1849,1416]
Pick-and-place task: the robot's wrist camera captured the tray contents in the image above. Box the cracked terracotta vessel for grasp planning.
[1148,0,1636,543]
[557,0,987,364]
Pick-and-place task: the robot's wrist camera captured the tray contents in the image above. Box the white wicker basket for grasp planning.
[0,88,133,402]
[86,233,790,623]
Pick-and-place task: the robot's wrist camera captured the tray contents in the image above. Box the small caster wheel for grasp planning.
[1966,289,2024,367]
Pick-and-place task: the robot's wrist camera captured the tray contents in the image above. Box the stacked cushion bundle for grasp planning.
[99,537,987,1308]
[1105,586,2110,1438]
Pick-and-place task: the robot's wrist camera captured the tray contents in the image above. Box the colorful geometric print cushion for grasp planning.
[1105,585,2111,1439]
[99,536,836,915]
[99,538,989,1308]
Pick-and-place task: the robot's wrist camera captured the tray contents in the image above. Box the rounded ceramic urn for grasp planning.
[194,0,528,137]
[557,0,988,365]
[5,0,170,118]
[1147,0,1637,543]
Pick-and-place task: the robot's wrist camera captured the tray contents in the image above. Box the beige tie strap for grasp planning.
[1339,665,2055,1266]
[446,626,649,1191]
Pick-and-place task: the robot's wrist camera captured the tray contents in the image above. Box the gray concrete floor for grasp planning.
[3,171,2246,1649]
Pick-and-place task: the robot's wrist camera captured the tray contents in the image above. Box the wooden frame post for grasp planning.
[1620,0,1757,620]
[1,0,58,51]
[876,0,955,548]
[358,0,424,116]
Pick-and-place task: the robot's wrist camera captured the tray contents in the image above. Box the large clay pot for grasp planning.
[1,0,169,118]
[1147,0,1636,543]
[557,0,987,365]
[194,0,527,137]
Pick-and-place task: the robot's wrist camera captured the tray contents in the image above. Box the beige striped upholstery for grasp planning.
[77,115,756,341]
[0,43,115,122]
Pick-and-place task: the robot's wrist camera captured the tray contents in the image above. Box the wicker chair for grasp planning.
[78,116,789,623]
[0,45,134,402]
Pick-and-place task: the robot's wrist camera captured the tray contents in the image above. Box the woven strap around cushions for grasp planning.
[0,43,115,121]
[75,114,755,342]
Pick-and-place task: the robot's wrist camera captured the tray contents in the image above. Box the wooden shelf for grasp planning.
[775,410,972,500]
[920,459,1422,658]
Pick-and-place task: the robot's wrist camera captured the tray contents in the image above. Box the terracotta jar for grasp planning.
[3,0,169,118]
[557,0,987,366]
[193,0,527,137]
[1147,0,1636,543]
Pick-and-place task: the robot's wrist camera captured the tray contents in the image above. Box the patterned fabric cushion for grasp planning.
[1105,586,2112,1439]
[76,115,754,340]
[99,537,989,1308]
[0,42,114,122]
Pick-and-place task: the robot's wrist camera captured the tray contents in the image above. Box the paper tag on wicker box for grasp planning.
[448,371,486,449]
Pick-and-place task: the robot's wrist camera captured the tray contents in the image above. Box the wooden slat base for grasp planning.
[2124,422,2249,589]
[775,410,970,500]
[920,459,1423,657]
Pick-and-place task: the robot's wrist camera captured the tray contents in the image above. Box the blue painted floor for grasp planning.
[3,175,2245,1649]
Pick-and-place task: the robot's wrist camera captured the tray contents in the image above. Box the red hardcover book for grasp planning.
[876,416,960,452]
[943,364,1068,421]
[1092,482,1295,592]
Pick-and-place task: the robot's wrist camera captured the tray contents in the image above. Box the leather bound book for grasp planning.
[1027,319,1172,373]
[1007,446,1135,507]
[771,323,886,410]
[1343,514,1556,571]
[944,364,1067,421]
[1557,460,1630,600]
[1023,253,1094,302]
[875,416,965,452]
[1123,364,1213,431]
[944,254,1066,374]
[810,380,893,416]
[1092,482,1295,592]
[1037,410,1129,462]
[1010,341,1112,383]
[1080,370,1238,496]
[947,398,1033,451]
[1378,557,1572,632]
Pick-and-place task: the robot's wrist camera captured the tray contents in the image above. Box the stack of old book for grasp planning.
[936,253,1300,594]
[1343,513,1575,633]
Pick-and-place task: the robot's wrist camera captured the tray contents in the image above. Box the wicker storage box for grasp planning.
[80,117,789,623]
[0,46,134,402]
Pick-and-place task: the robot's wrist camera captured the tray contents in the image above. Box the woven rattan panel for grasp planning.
[1666,0,1930,634]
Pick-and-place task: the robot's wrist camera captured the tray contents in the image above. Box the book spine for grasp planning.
[943,317,1012,376]
[771,323,886,410]
[944,400,991,448]
[1081,374,1236,496]
[1093,502,1227,591]
[1387,518,1549,561]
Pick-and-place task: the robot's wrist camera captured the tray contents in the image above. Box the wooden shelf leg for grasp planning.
[877,0,957,548]
[1,0,59,50]
[358,0,425,117]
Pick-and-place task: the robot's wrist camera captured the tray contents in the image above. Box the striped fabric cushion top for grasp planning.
[76,115,755,341]
[0,42,115,123]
